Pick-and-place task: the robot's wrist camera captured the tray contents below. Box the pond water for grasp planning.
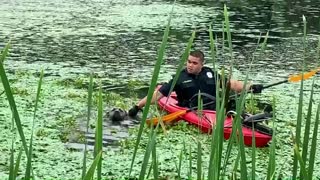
[1,0,320,88]
[0,0,320,179]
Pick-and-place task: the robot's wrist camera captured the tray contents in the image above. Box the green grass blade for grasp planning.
[222,92,247,178]
[208,71,228,180]
[293,142,308,179]
[232,152,241,179]
[152,145,159,180]
[221,131,235,177]
[232,76,249,179]
[0,42,29,160]
[293,15,307,179]
[224,4,233,60]
[33,69,43,119]
[25,129,34,180]
[234,82,249,180]
[146,161,153,179]
[9,138,15,180]
[221,21,225,57]
[197,141,202,180]
[267,99,277,180]
[0,41,10,63]
[153,30,194,133]
[223,78,249,178]
[308,103,320,177]
[223,4,233,109]
[207,73,220,180]
[9,115,15,180]
[301,80,314,165]
[25,69,43,179]
[216,72,229,179]
[83,150,102,180]
[236,114,248,179]
[317,36,320,61]
[94,82,103,180]
[251,128,256,180]
[303,15,307,53]
[13,147,23,179]
[138,129,157,180]
[197,91,203,133]
[177,140,186,179]
[292,74,304,179]
[129,4,173,176]
[215,110,227,179]
[260,31,269,52]
[166,30,195,103]
[82,73,93,180]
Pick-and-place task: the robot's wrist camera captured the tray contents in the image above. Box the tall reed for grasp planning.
[25,70,44,179]
[0,42,29,157]
[81,73,93,180]
[129,5,173,179]
[94,82,103,180]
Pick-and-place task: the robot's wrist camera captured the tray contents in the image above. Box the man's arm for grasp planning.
[137,90,164,109]
[128,90,164,117]
[128,79,173,117]
[229,79,251,93]
[229,79,264,93]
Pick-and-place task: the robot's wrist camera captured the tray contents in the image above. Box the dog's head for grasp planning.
[108,108,127,122]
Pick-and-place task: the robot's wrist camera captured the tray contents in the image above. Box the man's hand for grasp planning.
[250,84,264,93]
[128,105,142,117]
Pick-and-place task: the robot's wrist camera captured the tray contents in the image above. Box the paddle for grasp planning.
[261,68,319,90]
[146,109,189,125]
[146,100,217,126]
[146,68,320,126]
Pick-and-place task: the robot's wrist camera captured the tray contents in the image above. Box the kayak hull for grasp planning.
[157,92,272,147]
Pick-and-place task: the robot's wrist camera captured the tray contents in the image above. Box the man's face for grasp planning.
[186,55,203,75]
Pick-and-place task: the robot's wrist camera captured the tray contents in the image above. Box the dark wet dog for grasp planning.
[107,108,128,122]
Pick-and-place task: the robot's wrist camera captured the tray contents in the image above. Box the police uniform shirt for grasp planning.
[159,67,225,108]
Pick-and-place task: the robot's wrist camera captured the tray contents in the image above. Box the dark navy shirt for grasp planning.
[159,67,226,109]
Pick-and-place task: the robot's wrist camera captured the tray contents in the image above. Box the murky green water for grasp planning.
[0,0,320,179]
[1,0,320,85]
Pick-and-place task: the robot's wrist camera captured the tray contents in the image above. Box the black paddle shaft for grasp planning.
[262,79,288,89]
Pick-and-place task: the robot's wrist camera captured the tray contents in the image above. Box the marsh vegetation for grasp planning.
[0,1,320,180]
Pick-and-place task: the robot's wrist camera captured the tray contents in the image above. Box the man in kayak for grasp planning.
[128,50,263,117]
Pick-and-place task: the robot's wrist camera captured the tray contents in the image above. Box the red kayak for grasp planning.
[156,91,272,147]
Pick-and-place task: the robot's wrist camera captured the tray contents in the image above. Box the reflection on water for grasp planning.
[0,0,319,87]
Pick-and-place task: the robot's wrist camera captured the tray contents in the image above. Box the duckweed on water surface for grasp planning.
[1,1,320,179]
[1,52,319,179]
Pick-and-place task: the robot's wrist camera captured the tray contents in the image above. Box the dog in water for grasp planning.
[107,108,128,122]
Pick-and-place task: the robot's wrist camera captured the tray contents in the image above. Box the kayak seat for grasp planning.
[242,121,273,136]
[226,111,273,136]
[241,112,273,136]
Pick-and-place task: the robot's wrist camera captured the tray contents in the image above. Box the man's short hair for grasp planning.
[189,50,205,62]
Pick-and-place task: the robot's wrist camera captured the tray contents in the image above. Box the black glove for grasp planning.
[250,84,264,93]
[128,105,142,117]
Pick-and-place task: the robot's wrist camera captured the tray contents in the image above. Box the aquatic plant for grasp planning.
[0,4,319,180]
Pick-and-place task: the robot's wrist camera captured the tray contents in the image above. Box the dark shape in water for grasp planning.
[107,108,128,122]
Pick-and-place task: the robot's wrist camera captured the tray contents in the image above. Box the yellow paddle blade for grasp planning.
[288,69,318,82]
[146,110,187,126]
